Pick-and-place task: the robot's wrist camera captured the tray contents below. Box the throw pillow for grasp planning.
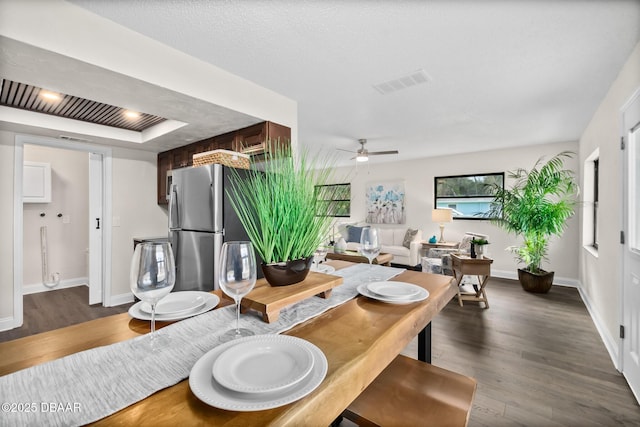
[402,228,419,248]
[346,225,364,243]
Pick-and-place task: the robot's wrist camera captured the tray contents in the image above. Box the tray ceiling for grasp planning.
[0,79,167,132]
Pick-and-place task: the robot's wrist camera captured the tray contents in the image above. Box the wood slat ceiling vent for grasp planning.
[0,79,167,132]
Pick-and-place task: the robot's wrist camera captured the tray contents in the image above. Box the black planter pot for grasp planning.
[517,268,555,293]
[261,256,313,287]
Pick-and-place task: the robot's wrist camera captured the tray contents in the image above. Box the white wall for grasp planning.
[333,140,580,283]
[0,132,15,319]
[578,41,640,363]
[23,145,89,290]
[109,147,169,299]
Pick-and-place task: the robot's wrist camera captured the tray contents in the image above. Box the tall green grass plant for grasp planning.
[226,143,337,264]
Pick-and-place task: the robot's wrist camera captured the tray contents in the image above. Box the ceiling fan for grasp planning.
[338,139,399,162]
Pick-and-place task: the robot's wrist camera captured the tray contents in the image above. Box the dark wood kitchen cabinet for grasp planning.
[157,151,172,204]
[157,121,291,205]
[234,121,291,155]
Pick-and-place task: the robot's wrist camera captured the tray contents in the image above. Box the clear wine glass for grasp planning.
[218,241,257,342]
[360,227,381,282]
[130,241,176,349]
[313,245,329,270]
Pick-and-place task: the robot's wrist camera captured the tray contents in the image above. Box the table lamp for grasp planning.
[432,208,453,243]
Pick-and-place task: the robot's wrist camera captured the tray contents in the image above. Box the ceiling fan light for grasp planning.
[356,153,369,162]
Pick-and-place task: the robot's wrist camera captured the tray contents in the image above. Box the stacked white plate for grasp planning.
[357,281,429,304]
[189,335,328,411]
[128,291,219,321]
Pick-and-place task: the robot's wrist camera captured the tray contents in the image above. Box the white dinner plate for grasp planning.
[212,335,314,394]
[189,335,328,412]
[367,281,422,300]
[128,293,219,321]
[310,264,335,274]
[357,282,429,304]
[140,291,207,316]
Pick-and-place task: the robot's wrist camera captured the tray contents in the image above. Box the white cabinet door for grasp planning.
[23,161,51,203]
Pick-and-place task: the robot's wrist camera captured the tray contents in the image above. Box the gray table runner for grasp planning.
[0,263,405,426]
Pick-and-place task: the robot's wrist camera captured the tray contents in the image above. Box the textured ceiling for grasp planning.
[5,1,640,165]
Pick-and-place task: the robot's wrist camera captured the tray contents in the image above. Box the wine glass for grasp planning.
[130,241,176,349]
[360,227,381,282]
[313,245,329,270]
[218,241,257,342]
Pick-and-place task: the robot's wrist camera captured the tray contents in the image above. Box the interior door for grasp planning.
[88,152,103,305]
[622,89,640,401]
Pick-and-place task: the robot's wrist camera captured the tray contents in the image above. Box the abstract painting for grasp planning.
[366,181,406,224]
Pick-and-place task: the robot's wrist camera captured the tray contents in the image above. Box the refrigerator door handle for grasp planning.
[169,183,179,229]
[212,164,223,232]
[169,231,180,280]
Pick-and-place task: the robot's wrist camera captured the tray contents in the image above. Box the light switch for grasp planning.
[62,215,71,224]
[113,216,121,227]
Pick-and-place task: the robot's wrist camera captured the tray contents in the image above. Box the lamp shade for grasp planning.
[432,208,453,223]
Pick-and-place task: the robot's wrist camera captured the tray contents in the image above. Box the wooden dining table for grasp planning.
[0,261,456,426]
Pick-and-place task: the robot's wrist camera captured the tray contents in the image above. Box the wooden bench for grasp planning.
[341,355,477,427]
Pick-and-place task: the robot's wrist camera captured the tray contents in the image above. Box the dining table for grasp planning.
[0,260,456,426]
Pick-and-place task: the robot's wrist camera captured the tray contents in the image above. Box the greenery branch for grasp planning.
[226,141,338,264]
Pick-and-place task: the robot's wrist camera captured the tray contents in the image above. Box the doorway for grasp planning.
[12,134,112,328]
[621,87,640,401]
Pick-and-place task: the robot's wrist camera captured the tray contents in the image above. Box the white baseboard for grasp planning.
[107,292,134,307]
[577,285,620,371]
[491,269,579,287]
[0,316,15,333]
[22,277,88,295]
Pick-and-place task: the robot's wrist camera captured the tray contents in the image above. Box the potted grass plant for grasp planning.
[486,151,578,293]
[226,142,337,286]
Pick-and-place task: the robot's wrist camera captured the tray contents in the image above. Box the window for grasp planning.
[434,173,504,219]
[315,183,351,217]
[593,158,599,249]
[582,148,599,253]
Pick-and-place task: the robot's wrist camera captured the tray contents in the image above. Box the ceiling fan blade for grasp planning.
[337,148,357,153]
[369,150,399,156]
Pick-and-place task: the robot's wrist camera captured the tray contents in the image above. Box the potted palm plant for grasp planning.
[486,151,578,293]
[226,142,338,286]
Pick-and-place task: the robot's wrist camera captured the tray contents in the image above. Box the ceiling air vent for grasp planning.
[372,69,432,95]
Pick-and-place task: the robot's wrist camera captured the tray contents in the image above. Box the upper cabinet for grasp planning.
[233,121,290,155]
[24,161,52,203]
[157,121,291,204]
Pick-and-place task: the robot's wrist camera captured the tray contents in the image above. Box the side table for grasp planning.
[450,253,493,309]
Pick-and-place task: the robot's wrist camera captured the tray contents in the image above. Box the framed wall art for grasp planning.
[365,181,406,224]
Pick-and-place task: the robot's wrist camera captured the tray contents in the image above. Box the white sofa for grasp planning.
[338,224,423,267]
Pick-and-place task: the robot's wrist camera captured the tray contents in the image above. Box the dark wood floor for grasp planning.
[0,286,133,342]
[2,279,639,425]
[401,277,640,426]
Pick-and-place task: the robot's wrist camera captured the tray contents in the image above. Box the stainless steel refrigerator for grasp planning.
[168,163,260,291]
